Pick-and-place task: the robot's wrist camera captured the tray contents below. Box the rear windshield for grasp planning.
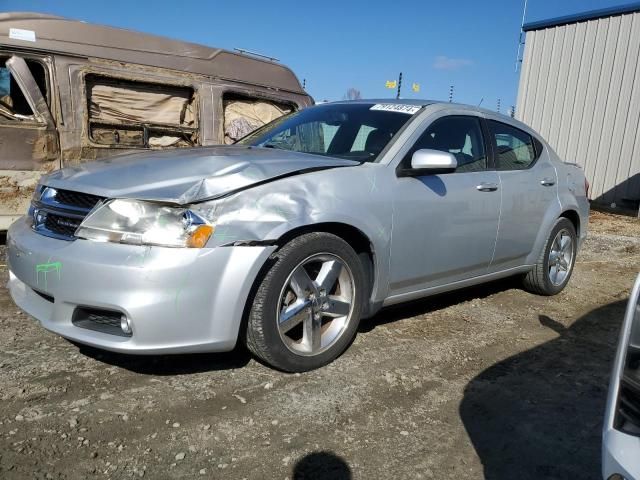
[238,103,419,162]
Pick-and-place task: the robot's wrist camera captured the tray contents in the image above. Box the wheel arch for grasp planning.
[559,209,580,237]
[526,203,578,266]
[275,222,377,316]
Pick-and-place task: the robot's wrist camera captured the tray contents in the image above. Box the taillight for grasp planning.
[585,178,590,198]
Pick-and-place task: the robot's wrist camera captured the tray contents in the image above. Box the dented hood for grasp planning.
[42,146,359,204]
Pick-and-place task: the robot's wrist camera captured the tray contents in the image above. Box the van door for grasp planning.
[1,55,58,166]
[0,54,59,229]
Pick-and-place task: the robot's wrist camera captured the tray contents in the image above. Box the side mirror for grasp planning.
[405,149,457,176]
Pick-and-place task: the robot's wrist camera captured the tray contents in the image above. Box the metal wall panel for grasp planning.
[517,11,640,207]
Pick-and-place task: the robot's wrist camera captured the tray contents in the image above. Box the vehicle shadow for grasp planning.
[459,300,625,480]
[73,342,252,375]
[74,276,518,374]
[291,451,352,480]
[361,276,516,332]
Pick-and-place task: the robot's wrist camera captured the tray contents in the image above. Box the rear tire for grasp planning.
[245,232,364,372]
[523,217,577,296]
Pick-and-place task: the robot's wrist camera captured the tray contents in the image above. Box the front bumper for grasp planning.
[6,217,275,354]
[603,429,640,480]
[602,273,640,480]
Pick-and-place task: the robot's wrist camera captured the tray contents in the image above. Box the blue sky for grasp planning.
[2,0,632,110]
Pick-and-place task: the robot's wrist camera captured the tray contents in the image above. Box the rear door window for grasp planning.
[85,74,198,148]
[488,120,537,170]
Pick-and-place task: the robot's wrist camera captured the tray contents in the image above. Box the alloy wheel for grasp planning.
[276,253,355,356]
[548,228,574,286]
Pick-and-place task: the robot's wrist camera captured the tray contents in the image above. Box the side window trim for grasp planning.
[487,119,540,171]
[533,136,544,159]
[479,117,496,170]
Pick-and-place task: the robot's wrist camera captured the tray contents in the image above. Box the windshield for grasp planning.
[238,103,419,162]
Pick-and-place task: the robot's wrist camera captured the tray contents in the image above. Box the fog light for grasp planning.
[120,314,132,335]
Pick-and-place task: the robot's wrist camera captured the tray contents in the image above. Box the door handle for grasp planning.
[476,183,498,192]
[540,178,556,187]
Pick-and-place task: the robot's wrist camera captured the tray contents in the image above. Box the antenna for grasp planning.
[234,48,279,62]
[449,85,454,103]
[497,98,501,113]
[515,0,529,72]
[396,72,403,99]
[478,97,483,107]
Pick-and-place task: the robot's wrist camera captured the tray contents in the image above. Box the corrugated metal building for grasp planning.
[516,2,640,208]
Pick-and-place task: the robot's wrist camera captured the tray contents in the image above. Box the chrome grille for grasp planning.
[616,344,640,436]
[31,187,105,241]
[44,212,83,237]
[618,376,640,431]
[53,189,103,210]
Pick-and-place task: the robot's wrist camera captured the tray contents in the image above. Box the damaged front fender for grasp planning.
[195,164,393,303]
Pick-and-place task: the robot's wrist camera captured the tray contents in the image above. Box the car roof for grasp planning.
[329,99,436,106]
[321,99,540,137]
[0,12,308,95]
[325,99,513,117]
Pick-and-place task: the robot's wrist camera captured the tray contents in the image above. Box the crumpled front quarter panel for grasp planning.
[202,164,394,303]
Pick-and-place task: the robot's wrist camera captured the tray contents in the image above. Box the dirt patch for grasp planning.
[0,212,638,479]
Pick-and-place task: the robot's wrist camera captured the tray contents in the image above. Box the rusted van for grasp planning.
[0,12,312,229]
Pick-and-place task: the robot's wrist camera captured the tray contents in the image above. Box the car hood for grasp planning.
[42,146,359,204]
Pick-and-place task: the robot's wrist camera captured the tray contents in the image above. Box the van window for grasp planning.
[223,94,292,144]
[0,57,47,122]
[85,74,198,148]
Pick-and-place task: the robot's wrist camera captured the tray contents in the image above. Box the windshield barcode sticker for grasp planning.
[9,28,36,42]
[370,104,421,115]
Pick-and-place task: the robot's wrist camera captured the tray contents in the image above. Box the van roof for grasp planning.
[0,12,308,95]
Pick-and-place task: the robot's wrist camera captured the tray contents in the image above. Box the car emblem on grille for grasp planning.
[55,218,78,229]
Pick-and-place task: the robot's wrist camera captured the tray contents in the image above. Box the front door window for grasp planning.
[407,115,487,173]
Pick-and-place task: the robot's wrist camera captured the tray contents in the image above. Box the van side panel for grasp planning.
[0,12,312,228]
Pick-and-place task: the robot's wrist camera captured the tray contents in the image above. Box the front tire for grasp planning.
[523,217,577,296]
[245,233,365,372]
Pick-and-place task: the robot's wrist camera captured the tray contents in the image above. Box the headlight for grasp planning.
[75,199,214,248]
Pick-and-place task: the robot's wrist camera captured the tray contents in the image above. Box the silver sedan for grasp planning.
[6,100,589,371]
[603,273,640,480]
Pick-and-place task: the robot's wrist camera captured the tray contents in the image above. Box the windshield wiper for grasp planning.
[261,143,283,150]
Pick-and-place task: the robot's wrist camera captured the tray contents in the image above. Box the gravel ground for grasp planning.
[0,210,639,480]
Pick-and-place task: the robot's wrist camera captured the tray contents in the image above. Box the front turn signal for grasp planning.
[187,225,214,248]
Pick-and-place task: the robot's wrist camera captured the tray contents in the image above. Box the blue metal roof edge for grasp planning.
[523,2,640,31]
